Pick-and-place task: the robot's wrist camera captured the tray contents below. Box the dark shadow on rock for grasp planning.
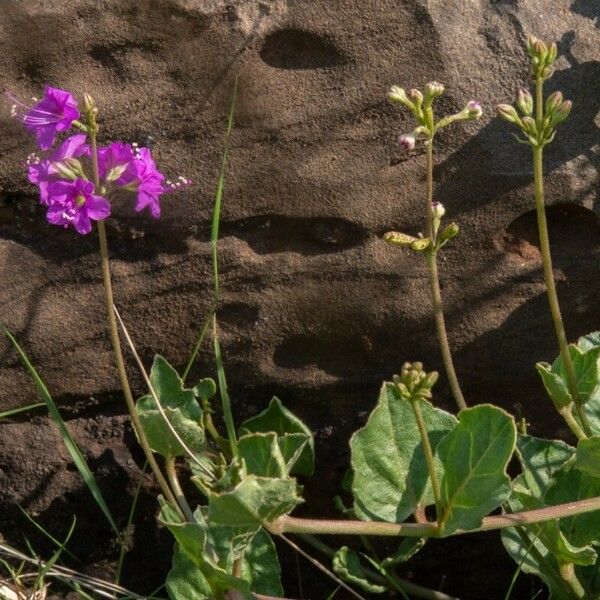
[260,28,348,70]
[571,0,600,27]
[221,214,370,256]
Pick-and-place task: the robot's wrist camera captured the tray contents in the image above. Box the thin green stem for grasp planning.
[559,405,587,441]
[268,491,600,538]
[559,563,586,599]
[182,309,213,382]
[87,119,181,516]
[425,138,467,411]
[213,314,238,457]
[165,458,195,522]
[411,399,442,519]
[533,75,591,437]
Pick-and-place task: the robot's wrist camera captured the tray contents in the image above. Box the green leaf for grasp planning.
[578,331,600,352]
[136,355,205,458]
[437,404,516,536]
[350,383,457,523]
[166,528,283,600]
[545,465,600,547]
[581,391,600,436]
[4,329,118,535]
[536,362,572,409]
[501,515,573,600]
[137,395,205,458]
[150,355,197,408]
[194,378,217,401]
[238,432,287,478]
[510,481,596,566]
[538,345,600,407]
[161,503,253,599]
[208,475,303,528]
[240,397,314,477]
[167,545,212,599]
[332,547,386,594]
[381,538,426,567]
[515,434,575,497]
[575,437,600,478]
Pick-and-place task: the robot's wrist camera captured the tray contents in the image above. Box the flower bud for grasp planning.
[383,231,416,247]
[497,104,520,124]
[546,42,558,65]
[398,133,416,151]
[424,371,439,388]
[408,88,424,104]
[521,116,537,135]
[388,85,410,106]
[526,35,539,57]
[533,39,548,61]
[465,100,483,120]
[431,201,445,219]
[549,100,572,126]
[545,91,563,115]
[410,238,431,252]
[83,93,97,116]
[438,222,459,244]
[516,88,533,115]
[424,81,445,102]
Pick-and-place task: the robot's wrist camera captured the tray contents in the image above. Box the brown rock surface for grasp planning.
[0,1,598,598]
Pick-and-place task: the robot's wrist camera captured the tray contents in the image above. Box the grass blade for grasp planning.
[0,403,45,419]
[182,76,238,383]
[16,504,79,564]
[4,328,119,536]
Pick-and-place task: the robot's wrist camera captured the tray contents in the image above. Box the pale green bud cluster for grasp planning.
[388,81,482,150]
[393,361,439,402]
[384,200,459,254]
[497,38,571,148]
[526,35,558,80]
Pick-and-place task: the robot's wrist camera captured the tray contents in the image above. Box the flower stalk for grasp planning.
[425,139,467,411]
[86,102,181,515]
[386,82,478,412]
[531,75,591,437]
[268,491,600,538]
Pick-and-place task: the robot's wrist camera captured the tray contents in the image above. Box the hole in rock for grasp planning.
[260,28,346,69]
[221,214,368,256]
[500,203,600,266]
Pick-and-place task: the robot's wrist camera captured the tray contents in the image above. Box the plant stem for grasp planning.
[268,492,600,538]
[425,138,467,411]
[559,563,586,599]
[559,405,588,441]
[88,123,181,516]
[213,314,238,457]
[532,75,591,437]
[165,458,195,522]
[411,399,442,519]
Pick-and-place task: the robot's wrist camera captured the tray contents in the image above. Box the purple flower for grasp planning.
[119,147,166,218]
[9,86,80,150]
[27,134,88,204]
[45,178,110,235]
[97,142,134,182]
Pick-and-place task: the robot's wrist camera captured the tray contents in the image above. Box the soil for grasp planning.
[0,1,599,599]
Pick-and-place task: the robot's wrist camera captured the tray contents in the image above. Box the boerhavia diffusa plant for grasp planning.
[2,36,600,600]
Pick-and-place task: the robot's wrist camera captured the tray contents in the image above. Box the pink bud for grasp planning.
[398,133,416,151]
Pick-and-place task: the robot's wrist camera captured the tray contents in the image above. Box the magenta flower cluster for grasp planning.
[10,86,188,235]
